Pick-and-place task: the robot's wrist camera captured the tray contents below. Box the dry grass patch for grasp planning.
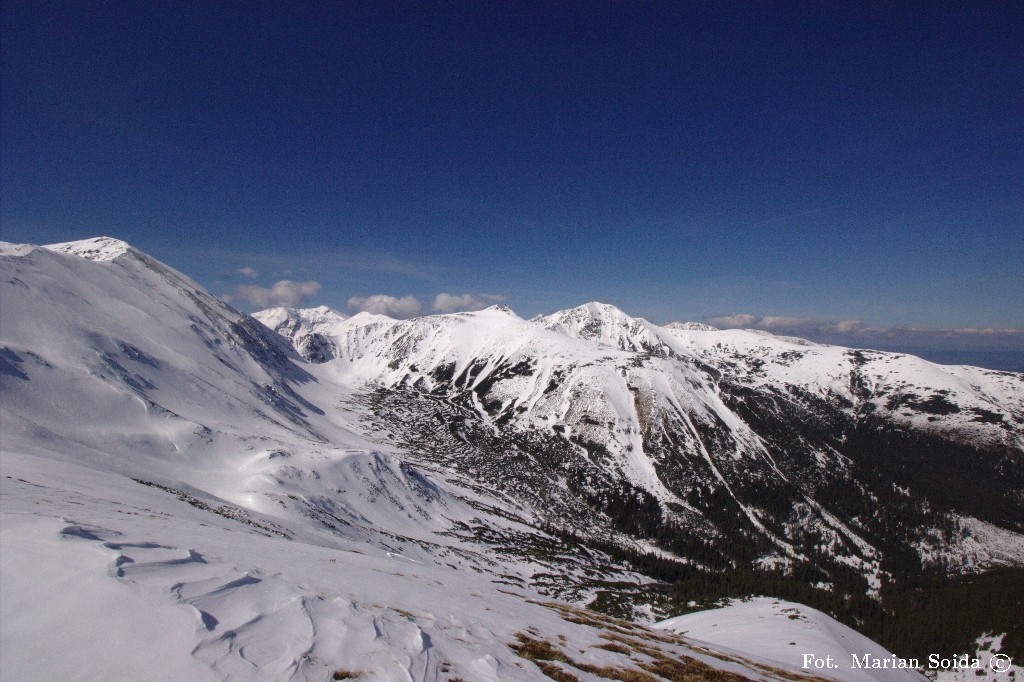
[639,652,752,682]
[511,632,570,663]
[748,664,835,682]
[572,661,661,681]
[512,631,671,682]
[544,603,648,638]
[596,641,632,655]
[597,632,662,658]
[536,661,583,681]
[513,600,834,682]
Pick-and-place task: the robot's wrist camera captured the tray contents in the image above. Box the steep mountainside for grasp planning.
[256,305,349,363]
[256,301,1024,572]
[256,299,1024,659]
[5,236,889,681]
[2,237,1022,679]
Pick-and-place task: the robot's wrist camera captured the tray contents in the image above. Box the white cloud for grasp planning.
[225,280,322,309]
[237,266,258,279]
[432,292,506,314]
[708,314,865,336]
[708,313,759,329]
[832,319,867,334]
[347,294,422,319]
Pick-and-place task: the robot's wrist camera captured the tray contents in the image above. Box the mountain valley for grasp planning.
[2,237,1022,680]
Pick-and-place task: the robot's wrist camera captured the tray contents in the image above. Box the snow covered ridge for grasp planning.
[262,298,1023,451]
[655,598,927,682]
[254,305,349,363]
[2,236,1024,679]
[46,234,136,261]
[656,598,1024,682]
[3,236,875,681]
[258,299,1024,566]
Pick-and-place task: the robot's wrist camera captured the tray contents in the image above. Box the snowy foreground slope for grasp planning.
[656,598,1024,682]
[2,237,1022,680]
[655,599,925,682]
[0,237,840,680]
[4,451,833,682]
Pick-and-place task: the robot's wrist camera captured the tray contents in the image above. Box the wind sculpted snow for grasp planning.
[2,238,1023,680]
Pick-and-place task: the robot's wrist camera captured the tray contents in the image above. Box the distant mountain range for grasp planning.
[2,236,1021,680]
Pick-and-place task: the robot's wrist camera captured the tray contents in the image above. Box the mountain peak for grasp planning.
[252,305,348,332]
[535,301,668,354]
[663,321,719,332]
[533,301,634,325]
[297,305,347,322]
[45,236,137,262]
[251,305,349,363]
[572,301,630,317]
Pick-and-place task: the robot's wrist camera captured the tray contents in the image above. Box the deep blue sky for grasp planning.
[3,2,1023,351]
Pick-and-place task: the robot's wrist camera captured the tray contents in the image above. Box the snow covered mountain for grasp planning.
[256,298,1024,575]
[255,305,349,363]
[2,237,1022,680]
[254,300,1024,661]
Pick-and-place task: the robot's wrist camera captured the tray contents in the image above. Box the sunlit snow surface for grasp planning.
[655,598,926,682]
[2,238,1022,680]
[1,238,834,680]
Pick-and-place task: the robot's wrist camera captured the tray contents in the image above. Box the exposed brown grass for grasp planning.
[510,632,570,663]
[640,653,751,682]
[573,661,661,681]
[597,632,662,658]
[512,631,687,682]
[596,641,632,655]
[536,661,583,681]
[512,601,835,682]
[332,670,360,680]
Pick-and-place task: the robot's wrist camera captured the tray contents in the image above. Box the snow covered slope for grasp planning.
[656,323,1024,451]
[2,238,327,461]
[3,237,858,681]
[655,598,927,682]
[5,448,835,682]
[254,298,1024,665]
[254,305,349,362]
[260,300,1024,578]
[3,237,1022,680]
